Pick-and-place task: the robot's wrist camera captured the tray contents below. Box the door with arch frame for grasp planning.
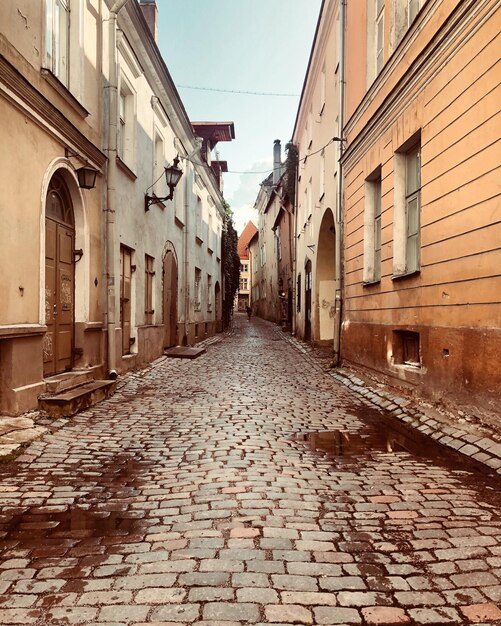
[163,250,178,348]
[304,259,312,342]
[44,173,75,376]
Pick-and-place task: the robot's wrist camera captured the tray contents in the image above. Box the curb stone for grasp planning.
[279,329,501,477]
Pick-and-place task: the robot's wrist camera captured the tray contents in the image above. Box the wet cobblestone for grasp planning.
[0,315,500,625]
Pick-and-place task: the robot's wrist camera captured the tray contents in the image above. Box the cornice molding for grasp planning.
[120,3,226,215]
[0,55,106,169]
[342,0,492,170]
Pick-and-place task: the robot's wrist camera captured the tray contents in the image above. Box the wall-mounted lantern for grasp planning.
[145,156,183,211]
[76,166,98,189]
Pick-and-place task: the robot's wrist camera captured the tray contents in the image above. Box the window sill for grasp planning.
[116,157,137,181]
[319,192,325,203]
[362,279,381,287]
[41,68,89,118]
[392,269,420,281]
[195,235,203,246]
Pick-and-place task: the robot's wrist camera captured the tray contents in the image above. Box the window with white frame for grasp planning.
[207,274,212,311]
[194,268,201,311]
[363,167,382,284]
[239,277,248,292]
[44,0,70,87]
[319,151,325,200]
[153,134,164,197]
[376,0,385,75]
[405,143,421,273]
[393,136,421,276]
[408,0,422,24]
[117,79,135,168]
[319,64,326,115]
[392,0,425,49]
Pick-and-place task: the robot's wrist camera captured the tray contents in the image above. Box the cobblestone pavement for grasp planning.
[1,315,500,626]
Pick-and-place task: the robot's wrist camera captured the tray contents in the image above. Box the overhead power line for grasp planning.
[178,84,300,97]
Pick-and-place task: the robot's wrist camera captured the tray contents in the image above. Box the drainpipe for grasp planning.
[104,0,130,379]
[291,149,298,336]
[332,0,346,366]
[183,170,190,346]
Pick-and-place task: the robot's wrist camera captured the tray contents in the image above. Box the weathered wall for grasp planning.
[342,0,501,411]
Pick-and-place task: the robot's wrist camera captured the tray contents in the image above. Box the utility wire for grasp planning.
[179,137,342,176]
[178,84,300,97]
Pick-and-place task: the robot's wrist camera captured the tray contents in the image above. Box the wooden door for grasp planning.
[44,220,74,376]
[44,174,75,377]
[120,246,132,355]
[305,260,312,341]
[163,251,178,348]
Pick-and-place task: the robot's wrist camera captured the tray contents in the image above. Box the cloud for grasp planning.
[226,158,272,207]
[233,203,258,235]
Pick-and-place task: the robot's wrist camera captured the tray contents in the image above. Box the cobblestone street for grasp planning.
[0,315,500,625]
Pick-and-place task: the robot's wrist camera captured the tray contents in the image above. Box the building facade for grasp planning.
[292,0,343,355]
[0,0,232,414]
[236,221,258,312]
[342,0,501,412]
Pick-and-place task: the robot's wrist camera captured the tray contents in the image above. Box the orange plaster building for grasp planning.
[341,0,501,414]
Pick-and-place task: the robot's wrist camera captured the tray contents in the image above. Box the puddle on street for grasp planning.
[292,404,501,481]
[0,455,148,546]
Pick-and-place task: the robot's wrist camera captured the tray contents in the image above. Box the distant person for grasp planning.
[246,305,252,321]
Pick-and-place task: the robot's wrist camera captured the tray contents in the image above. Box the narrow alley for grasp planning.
[0,316,500,626]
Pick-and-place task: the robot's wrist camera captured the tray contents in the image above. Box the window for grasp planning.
[376,0,385,74]
[239,277,248,292]
[117,80,135,167]
[144,255,155,325]
[319,151,325,200]
[405,144,421,273]
[153,135,164,197]
[208,214,213,252]
[363,167,382,284]
[307,106,313,149]
[118,92,126,160]
[207,274,212,311]
[297,273,302,312]
[393,330,421,367]
[319,65,326,115]
[408,0,422,24]
[393,136,421,277]
[240,262,248,273]
[194,268,201,311]
[195,197,203,242]
[44,0,70,86]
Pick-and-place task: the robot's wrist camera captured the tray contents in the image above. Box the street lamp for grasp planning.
[76,166,98,189]
[145,156,183,211]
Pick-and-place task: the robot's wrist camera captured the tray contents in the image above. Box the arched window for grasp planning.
[46,174,74,226]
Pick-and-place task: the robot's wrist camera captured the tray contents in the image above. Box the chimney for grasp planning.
[273,139,281,185]
[140,0,158,43]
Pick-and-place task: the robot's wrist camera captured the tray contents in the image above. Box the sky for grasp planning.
[157,0,322,234]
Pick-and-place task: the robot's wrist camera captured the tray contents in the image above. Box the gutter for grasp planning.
[104,0,131,379]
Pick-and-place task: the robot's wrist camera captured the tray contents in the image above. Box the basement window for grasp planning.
[393,330,421,367]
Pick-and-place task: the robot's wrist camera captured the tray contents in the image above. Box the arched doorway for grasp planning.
[215,281,222,332]
[163,249,178,348]
[44,173,75,376]
[304,259,312,341]
[316,209,336,342]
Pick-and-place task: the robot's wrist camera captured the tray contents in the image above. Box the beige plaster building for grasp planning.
[0,0,231,414]
[292,0,343,358]
[342,0,501,413]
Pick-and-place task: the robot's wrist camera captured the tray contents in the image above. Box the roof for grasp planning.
[237,221,258,258]
[192,122,236,145]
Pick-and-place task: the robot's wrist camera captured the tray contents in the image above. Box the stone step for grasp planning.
[39,380,117,418]
[165,346,206,359]
[44,370,94,394]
